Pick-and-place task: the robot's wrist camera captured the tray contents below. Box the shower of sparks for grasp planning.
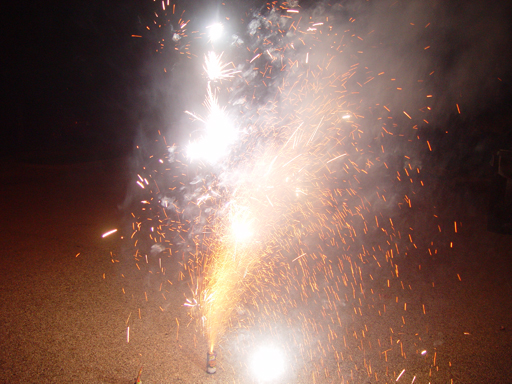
[126,1,449,382]
[204,51,240,81]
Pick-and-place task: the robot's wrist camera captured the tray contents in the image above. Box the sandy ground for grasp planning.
[1,156,511,383]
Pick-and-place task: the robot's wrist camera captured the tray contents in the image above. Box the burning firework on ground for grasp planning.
[127,1,449,382]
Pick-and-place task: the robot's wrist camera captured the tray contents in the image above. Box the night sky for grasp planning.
[3,0,512,166]
[3,0,147,156]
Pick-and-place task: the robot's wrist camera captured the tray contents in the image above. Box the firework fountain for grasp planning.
[129,1,446,382]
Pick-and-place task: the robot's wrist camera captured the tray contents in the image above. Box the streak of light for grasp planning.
[102,229,118,238]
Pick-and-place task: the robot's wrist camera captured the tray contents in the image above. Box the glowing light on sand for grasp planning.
[251,346,285,382]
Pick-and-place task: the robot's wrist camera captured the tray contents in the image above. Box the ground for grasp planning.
[0,153,511,383]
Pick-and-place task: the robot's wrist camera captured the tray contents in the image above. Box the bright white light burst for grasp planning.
[232,219,253,242]
[204,51,239,81]
[250,346,285,382]
[185,85,238,163]
[207,22,224,41]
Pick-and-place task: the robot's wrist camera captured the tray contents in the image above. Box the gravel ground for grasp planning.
[1,157,511,383]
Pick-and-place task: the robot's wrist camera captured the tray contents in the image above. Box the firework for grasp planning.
[206,350,217,374]
[128,1,446,382]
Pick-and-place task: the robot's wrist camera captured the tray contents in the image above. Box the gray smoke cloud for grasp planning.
[336,0,512,122]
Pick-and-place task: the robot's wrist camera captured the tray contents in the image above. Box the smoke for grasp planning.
[341,0,512,122]
[123,0,512,268]
[133,0,512,153]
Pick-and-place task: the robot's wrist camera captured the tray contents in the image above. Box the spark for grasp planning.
[327,153,348,163]
[102,229,118,238]
[250,53,262,63]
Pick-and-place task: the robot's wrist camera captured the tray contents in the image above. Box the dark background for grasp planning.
[2,0,512,169]
[2,0,149,159]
